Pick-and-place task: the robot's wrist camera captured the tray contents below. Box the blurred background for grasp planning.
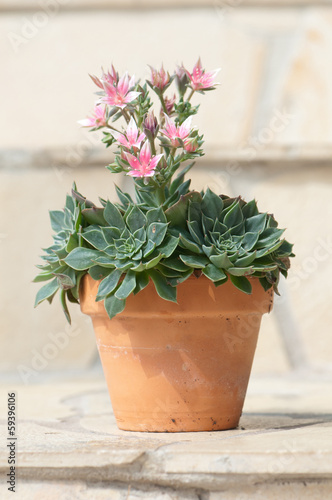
[1,0,332,383]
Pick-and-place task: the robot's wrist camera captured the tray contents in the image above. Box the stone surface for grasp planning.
[0,375,331,498]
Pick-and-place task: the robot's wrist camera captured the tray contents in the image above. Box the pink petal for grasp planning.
[110,65,117,81]
[127,170,141,177]
[126,117,138,144]
[163,115,177,138]
[129,74,136,88]
[77,118,95,127]
[205,68,220,80]
[109,130,120,140]
[148,65,157,80]
[160,65,167,84]
[123,91,141,104]
[135,132,146,146]
[127,170,152,178]
[192,57,203,78]
[139,141,151,166]
[117,73,129,96]
[110,131,128,147]
[117,135,129,147]
[149,154,163,170]
[94,105,105,119]
[178,116,192,139]
[103,81,117,97]
[100,95,116,106]
[126,153,141,171]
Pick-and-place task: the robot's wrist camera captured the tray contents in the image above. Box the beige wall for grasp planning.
[1,1,332,381]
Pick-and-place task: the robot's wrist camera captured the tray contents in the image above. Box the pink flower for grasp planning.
[100,73,140,109]
[148,65,170,90]
[111,117,145,149]
[78,105,107,128]
[160,115,192,147]
[126,142,163,178]
[186,58,220,91]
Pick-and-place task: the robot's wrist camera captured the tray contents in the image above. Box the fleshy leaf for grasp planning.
[157,235,179,258]
[104,295,126,319]
[228,266,254,277]
[89,266,112,281]
[201,188,223,219]
[245,213,267,234]
[49,210,66,232]
[209,252,233,269]
[202,264,227,282]
[34,278,59,307]
[81,229,108,251]
[59,289,71,324]
[149,269,177,302]
[126,206,147,232]
[82,207,107,226]
[147,222,167,246]
[180,254,209,269]
[96,269,123,301]
[104,201,125,230]
[115,271,137,299]
[133,271,150,294]
[229,275,252,294]
[64,248,100,270]
[224,202,243,229]
[166,191,202,229]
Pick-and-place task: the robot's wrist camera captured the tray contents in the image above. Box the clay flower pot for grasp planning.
[80,274,273,432]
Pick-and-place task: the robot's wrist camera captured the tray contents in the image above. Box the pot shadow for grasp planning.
[239,412,332,432]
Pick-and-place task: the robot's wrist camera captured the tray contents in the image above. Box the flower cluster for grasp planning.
[78,59,219,183]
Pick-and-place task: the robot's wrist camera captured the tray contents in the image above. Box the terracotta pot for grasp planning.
[80,274,273,432]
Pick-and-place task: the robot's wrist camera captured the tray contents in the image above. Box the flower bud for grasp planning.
[101,65,118,85]
[148,65,170,91]
[164,94,176,115]
[143,111,158,138]
[175,65,190,96]
[184,137,199,153]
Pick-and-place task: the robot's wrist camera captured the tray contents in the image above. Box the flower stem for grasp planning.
[155,185,166,205]
[106,123,121,133]
[187,89,195,102]
[159,94,168,115]
[121,108,130,123]
[148,136,156,156]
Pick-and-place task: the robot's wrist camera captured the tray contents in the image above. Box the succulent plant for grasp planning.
[63,201,179,319]
[33,186,89,323]
[165,189,294,294]
[34,60,295,324]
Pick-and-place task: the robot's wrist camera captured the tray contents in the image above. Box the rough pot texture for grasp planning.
[80,274,273,432]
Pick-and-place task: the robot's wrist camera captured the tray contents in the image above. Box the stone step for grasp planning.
[1,375,331,498]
